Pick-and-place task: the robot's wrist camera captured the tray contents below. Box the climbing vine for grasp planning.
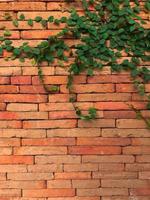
[0,0,150,126]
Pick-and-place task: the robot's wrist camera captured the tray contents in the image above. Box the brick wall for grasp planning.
[0,0,150,199]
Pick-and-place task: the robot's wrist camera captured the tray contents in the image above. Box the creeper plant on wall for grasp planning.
[0,0,150,126]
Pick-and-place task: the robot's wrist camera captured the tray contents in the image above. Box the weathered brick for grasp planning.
[82,155,135,163]
[77,138,131,146]
[0,103,6,111]
[7,103,38,111]
[126,163,150,171]
[47,128,101,137]
[0,129,46,138]
[72,180,100,188]
[0,2,46,10]
[14,146,67,155]
[0,138,20,146]
[35,155,81,164]
[7,172,53,181]
[139,172,150,179]
[78,119,115,128]
[64,164,98,172]
[123,146,150,155]
[55,172,91,180]
[0,94,47,103]
[23,189,75,197]
[47,180,71,188]
[0,121,21,128]
[0,180,45,189]
[22,138,75,146]
[0,189,21,197]
[23,120,77,129]
[69,146,121,155]
[93,172,137,179]
[136,155,150,163]
[0,165,27,173]
[132,138,150,146]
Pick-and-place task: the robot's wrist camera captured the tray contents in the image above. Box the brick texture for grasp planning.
[0,0,149,199]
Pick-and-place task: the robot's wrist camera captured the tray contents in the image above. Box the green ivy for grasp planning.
[0,0,150,124]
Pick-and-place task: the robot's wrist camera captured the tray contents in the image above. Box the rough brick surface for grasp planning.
[0,0,150,199]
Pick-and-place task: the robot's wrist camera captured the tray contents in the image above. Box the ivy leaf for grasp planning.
[48,16,54,23]
[4,30,11,37]
[28,19,33,26]
[12,19,19,27]
[0,47,3,55]
[19,14,25,21]
[13,48,21,56]
[35,16,42,22]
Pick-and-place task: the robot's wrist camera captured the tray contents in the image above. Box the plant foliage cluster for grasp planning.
[0,0,150,125]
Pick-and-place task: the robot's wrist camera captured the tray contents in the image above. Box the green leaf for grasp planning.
[48,16,54,23]
[13,48,21,56]
[35,16,42,22]
[19,14,25,21]
[27,19,33,26]
[4,30,11,37]
[12,19,19,27]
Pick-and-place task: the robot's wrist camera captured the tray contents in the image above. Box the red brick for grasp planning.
[23,120,77,129]
[23,189,75,197]
[126,164,150,171]
[69,146,121,155]
[64,164,98,172]
[55,172,91,180]
[11,76,31,85]
[116,84,136,92]
[132,138,150,146]
[0,138,20,146]
[0,156,33,164]
[49,94,72,102]
[0,147,12,155]
[93,172,137,179]
[22,138,75,146]
[0,189,21,197]
[99,163,124,171]
[136,155,150,163]
[72,180,100,188]
[0,31,20,39]
[0,165,27,173]
[77,138,131,146]
[139,172,150,179]
[116,119,146,128]
[0,94,47,103]
[28,164,62,173]
[47,180,71,188]
[49,111,77,119]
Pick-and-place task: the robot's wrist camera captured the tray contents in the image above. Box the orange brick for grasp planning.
[0,180,45,189]
[139,172,150,179]
[0,121,21,128]
[35,155,81,164]
[99,163,124,171]
[0,138,20,146]
[132,138,150,146]
[39,103,74,111]
[69,146,121,155]
[47,180,71,188]
[48,94,72,102]
[20,85,46,94]
[123,146,150,155]
[77,93,131,102]
[101,179,150,188]
[0,67,21,76]
[88,75,131,83]
[0,2,46,10]
[0,165,27,173]
[0,147,12,155]
[116,84,136,92]
[14,146,67,155]
[0,94,47,103]
[126,163,150,171]
[116,119,146,128]
[60,84,115,93]
[47,128,101,137]
[0,85,19,94]
[72,180,100,188]
[7,172,53,181]
[78,119,115,128]
[136,155,150,163]
[0,173,6,181]
[49,111,77,119]
[0,31,20,39]
[130,188,150,196]
[82,155,135,163]
[21,30,60,39]
[28,164,62,173]
[11,76,31,85]
[0,156,33,164]
[93,172,137,179]
[7,103,38,111]
[23,189,75,197]
[0,189,21,197]
[0,103,6,111]
[0,77,10,84]
[0,129,46,138]
[23,120,77,129]
[64,164,98,172]
[77,138,131,146]
[22,138,75,146]
[104,111,136,118]
[55,172,91,180]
